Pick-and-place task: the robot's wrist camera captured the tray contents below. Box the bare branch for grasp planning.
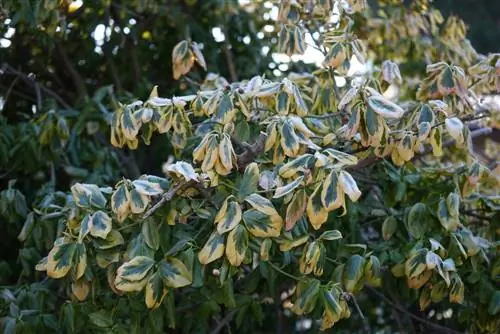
[210,309,238,334]
[235,132,268,170]
[143,180,195,219]
[366,286,464,334]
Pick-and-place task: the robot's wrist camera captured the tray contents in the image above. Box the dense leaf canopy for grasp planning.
[0,1,499,333]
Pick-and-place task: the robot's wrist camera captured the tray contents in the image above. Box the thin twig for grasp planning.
[210,309,237,334]
[1,63,73,110]
[366,286,464,334]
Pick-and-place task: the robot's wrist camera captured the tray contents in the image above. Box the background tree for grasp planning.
[0,1,499,333]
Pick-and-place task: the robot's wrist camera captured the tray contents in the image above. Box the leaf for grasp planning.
[225,224,249,267]
[307,184,328,230]
[445,117,464,145]
[488,290,500,315]
[74,243,87,280]
[407,203,429,238]
[278,154,314,179]
[343,255,366,293]
[145,271,168,310]
[323,42,346,68]
[238,163,259,199]
[322,289,342,324]
[319,230,342,241]
[198,231,225,265]
[17,212,35,242]
[339,170,361,202]
[449,274,464,304]
[243,209,282,238]
[446,192,460,218]
[276,91,291,115]
[191,42,206,70]
[279,235,309,251]
[111,184,131,223]
[130,188,149,214]
[430,127,443,157]
[280,120,300,157]
[47,243,75,279]
[89,310,113,328]
[382,216,397,240]
[273,176,304,199]
[116,256,155,283]
[218,134,234,171]
[142,219,160,250]
[405,248,428,278]
[133,180,163,196]
[321,170,344,211]
[159,257,192,288]
[285,189,307,231]
[216,201,242,234]
[93,230,125,250]
[90,211,112,239]
[437,198,458,231]
[292,279,320,315]
[79,214,92,242]
[71,183,107,208]
[367,95,404,119]
[72,280,89,301]
[121,106,140,140]
[430,281,447,303]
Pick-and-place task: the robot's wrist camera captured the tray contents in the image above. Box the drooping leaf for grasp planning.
[285,189,307,231]
[343,255,366,293]
[145,271,168,309]
[225,224,249,267]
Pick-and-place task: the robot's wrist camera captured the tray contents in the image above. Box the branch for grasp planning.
[210,309,237,334]
[366,286,464,334]
[1,63,73,110]
[222,27,238,82]
[55,42,88,100]
[235,133,267,170]
[142,180,195,219]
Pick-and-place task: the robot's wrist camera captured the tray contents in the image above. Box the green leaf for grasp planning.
[243,209,282,238]
[198,231,225,265]
[142,219,160,250]
[449,273,464,304]
[17,212,34,242]
[238,163,260,200]
[74,243,87,280]
[89,310,113,328]
[407,203,429,238]
[343,255,366,293]
[121,106,140,140]
[225,224,249,267]
[159,257,192,288]
[79,214,92,242]
[90,211,112,239]
[319,230,342,241]
[382,216,397,241]
[273,176,304,199]
[488,290,500,315]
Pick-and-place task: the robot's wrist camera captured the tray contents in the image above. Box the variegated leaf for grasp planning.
[367,95,404,119]
[243,209,282,238]
[307,184,328,230]
[159,257,192,288]
[198,231,225,265]
[321,170,343,211]
[225,224,248,267]
[145,271,168,309]
[216,201,242,234]
[273,176,304,199]
[111,184,131,223]
[285,189,307,231]
[90,211,112,239]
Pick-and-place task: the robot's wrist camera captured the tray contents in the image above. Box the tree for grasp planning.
[1,0,499,333]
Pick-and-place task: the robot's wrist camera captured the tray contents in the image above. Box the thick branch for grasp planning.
[235,133,267,170]
[55,42,88,100]
[142,180,195,219]
[210,309,237,334]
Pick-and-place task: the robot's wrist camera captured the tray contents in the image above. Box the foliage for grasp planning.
[1,0,500,333]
